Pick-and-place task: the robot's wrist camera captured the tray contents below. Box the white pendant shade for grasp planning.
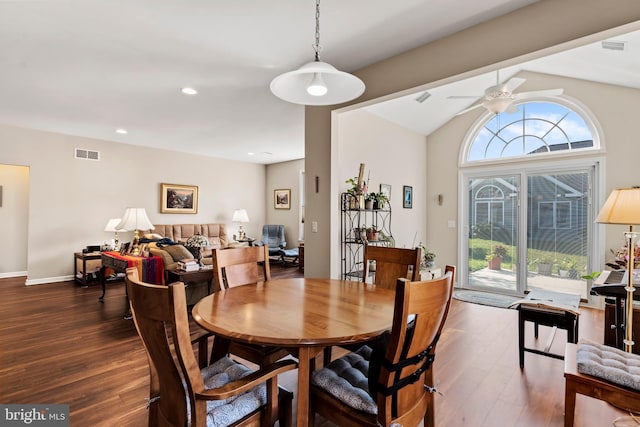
[270,60,365,106]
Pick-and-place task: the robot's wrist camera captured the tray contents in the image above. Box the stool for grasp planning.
[516,289,580,368]
[278,248,299,266]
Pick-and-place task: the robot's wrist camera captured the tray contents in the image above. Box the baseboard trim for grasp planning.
[25,275,74,286]
[0,271,28,279]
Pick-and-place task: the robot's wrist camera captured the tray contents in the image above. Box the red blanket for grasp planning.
[103,251,165,285]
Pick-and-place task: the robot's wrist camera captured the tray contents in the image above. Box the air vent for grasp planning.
[415,91,431,103]
[601,40,626,51]
[74,148,100,161]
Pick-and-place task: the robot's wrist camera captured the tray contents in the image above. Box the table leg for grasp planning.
[519,309,525,369]
[98,266,108,301]
[296,346,311,427]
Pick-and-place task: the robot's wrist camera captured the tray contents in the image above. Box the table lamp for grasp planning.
[104,218,127,250]
[595,187,640,353]
[116,208,155,255]
[232,209,249,240]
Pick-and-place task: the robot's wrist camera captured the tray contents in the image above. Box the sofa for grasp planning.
[143,223,229,272]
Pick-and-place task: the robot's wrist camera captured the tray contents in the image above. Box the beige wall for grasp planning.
[335,109,427,276]
[265,158,304,248]
[0,124,267,284]
[305,0,640,278]
[0,164,29,276]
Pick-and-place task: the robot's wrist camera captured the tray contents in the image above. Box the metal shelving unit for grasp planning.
[340,192,393,281]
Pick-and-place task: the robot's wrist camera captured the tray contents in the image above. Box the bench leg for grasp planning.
[564,377,576,427]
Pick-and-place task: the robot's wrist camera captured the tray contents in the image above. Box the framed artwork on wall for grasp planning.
[274,189,291,209]
[380,183,391,201]
[161,183,198,214]
[403,185,413,209]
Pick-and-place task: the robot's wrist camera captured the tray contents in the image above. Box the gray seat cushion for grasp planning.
[186,356,266,427]
[311,345,377,414]
[577,339,640,391]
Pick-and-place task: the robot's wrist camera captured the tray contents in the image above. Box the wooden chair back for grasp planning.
[212,245,270,290]
[374,266,455,427]
[125,267,201,427]
[363,245,421,289]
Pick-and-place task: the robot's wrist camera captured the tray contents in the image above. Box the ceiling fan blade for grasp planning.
[504,77,526,92]
[514,88,564,100]
[455,102,484,116]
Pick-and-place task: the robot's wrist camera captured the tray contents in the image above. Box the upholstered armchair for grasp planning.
[256,225,286,258]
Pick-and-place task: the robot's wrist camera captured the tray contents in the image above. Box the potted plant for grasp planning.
[486,245,507,270]
[370,192,389,210]
[365,193,375,210]
[418,243,436,269]
[535,255,554,276]
[366,226,380,241]
[345,177,364,209]
[558,257,578,278]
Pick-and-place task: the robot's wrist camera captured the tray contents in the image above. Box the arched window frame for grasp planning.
[459,96,603,167]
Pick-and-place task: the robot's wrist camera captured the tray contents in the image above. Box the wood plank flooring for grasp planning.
[0,265,630,426]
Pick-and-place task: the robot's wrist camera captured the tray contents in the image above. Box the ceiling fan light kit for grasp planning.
[270,0,365,106]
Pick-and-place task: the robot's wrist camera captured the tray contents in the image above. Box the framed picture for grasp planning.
[380,183,391,201]
[274,189,291,209]
[403,185,413,209]
[119,242,131,256]
[161,183,198,214]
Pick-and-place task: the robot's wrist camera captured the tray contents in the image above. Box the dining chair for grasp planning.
[211,246,294,366]
[125,267,296,427]
[310,266,455,427]
[324,244,422,365]
[363,244,422,288]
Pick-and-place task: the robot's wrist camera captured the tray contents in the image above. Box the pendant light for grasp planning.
[270,0,365,106]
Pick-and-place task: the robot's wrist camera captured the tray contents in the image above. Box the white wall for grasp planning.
[334,109,427,277]
[0,164,29,276]
[265,158,304,248]
[0,124,267,284]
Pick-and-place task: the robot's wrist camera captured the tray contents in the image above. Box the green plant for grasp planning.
[487,245,507,260]
[418,242,436,269]
[581,271,601,281]
[345,177,360,195]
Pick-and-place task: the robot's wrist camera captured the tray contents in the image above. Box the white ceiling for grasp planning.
[0,1,637,165]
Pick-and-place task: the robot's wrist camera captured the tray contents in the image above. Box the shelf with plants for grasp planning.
[340,192,394,281]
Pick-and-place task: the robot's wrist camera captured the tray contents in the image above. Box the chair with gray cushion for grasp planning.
[310,266,455,427]
[256,225,286,259]
[125,267,296,427]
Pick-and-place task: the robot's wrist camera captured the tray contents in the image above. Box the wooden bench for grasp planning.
[564,343,640,427]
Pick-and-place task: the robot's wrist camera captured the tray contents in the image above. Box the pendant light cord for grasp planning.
[313,0,321,61]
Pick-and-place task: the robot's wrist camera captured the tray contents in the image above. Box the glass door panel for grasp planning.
[467,175,519,293]
[526,171,590,299]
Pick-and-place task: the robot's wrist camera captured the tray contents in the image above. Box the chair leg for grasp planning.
[278,388,293,427]
[323,347,332,367]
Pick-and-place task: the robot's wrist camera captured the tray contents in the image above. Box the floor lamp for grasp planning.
[595,187,640,353]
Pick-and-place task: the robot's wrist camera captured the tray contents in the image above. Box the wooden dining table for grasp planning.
[192,277,396,427]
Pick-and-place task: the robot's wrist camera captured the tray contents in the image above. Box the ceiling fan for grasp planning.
[451,71,564,116]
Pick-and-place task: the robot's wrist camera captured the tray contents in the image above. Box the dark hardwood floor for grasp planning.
[0,264,629,426]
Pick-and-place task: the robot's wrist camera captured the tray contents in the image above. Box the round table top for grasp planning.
[192,277,396,347]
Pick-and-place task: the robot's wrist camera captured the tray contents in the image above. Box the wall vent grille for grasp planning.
[74,148,100,161]
[601,40,626,51]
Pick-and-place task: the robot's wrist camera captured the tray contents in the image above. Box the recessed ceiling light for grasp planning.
[116,129,128,134]
[181,87,198,95]
[248,152,255,156]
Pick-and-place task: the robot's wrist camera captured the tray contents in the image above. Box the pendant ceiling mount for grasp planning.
[270,0,365,106]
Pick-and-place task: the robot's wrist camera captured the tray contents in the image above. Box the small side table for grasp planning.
[74,252,102,286]
[516,289,580,368]
[167,268,214,303]
[235,238,256,246]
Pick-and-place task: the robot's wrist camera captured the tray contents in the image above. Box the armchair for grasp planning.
[256,225,286,258]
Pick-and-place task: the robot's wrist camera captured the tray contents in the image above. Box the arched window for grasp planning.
[474,184,505,226]
[465,101,597,163]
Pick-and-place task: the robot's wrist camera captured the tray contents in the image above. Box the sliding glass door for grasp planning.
[463,167,593,297]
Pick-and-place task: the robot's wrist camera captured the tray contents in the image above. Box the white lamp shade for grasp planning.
[116,208,155,231]
[232,209,250,223]
[104,218,126,232]
[270,60,365,106]
[595,188,640,225]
